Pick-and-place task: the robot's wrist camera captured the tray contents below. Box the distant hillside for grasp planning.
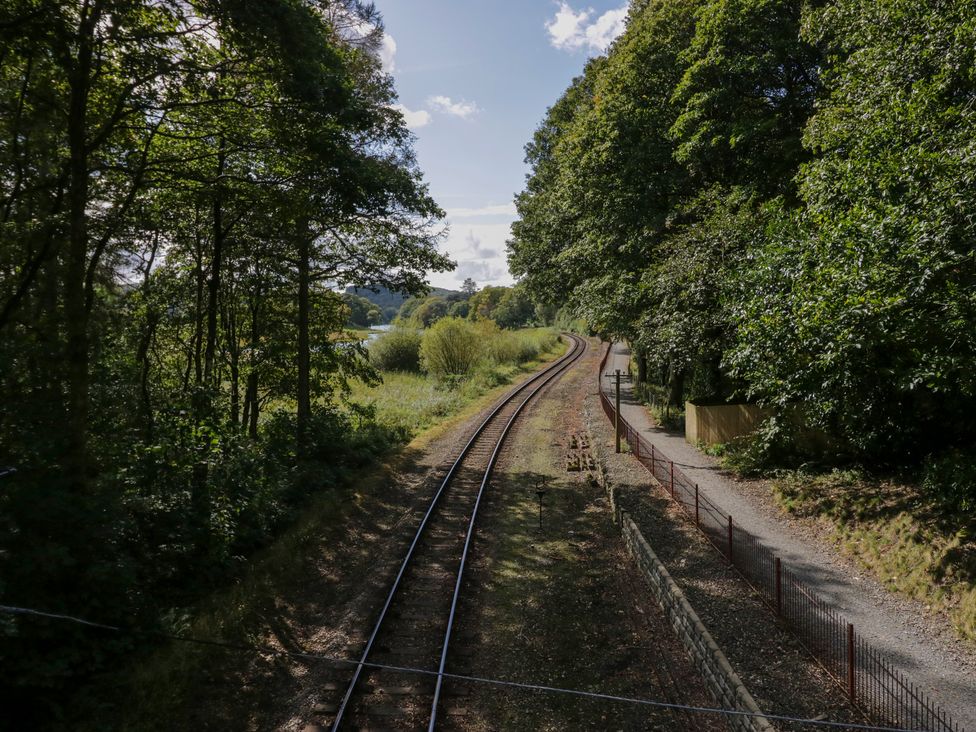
[345,285,408,310]
[346,285,463,310]
[429,286,464,301]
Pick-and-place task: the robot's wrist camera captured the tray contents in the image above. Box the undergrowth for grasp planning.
[352,328,563,438]
[79,334,572,729]
[771,469,976,643]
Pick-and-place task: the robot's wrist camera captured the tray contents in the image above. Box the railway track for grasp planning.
[322,333,587,731]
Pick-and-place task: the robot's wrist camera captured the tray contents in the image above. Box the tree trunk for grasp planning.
[137,314,158,441]
[228,303,239,426]
[668,367,686,409]
[245,290,262,439]
[636,349,648,387]
[296,236,311,454]
[296,224,312,456]
[62,8,97,489]
[193,206,204,387]
[709,355,724,401]
[203,138,226,393]
[246,372,259,439]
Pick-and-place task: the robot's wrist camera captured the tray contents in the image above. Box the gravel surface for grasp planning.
[587,352,863,731]
[604,341,976,731]
[449,338,726,731]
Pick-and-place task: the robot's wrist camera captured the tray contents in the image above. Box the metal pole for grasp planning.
[848,623,856,703]
[669,461,674,498]
[727,515,734,563]
[695,484,700,528]
[614,370,621,454]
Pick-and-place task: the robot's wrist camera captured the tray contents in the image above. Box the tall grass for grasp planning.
[353,326,564,437]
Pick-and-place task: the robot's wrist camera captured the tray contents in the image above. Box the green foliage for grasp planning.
[493,286,536,329]
[478,322,558,366]
[349,329,564,440]
[729,0,976,458]
[514,0,976,468]
[921,451,976,515]
[343,293,381,327]
[0,0,452,723]
[719,416,806,476]
[466,286,508,321]
[368,327,422,372]
[447,300,470,319]
[419,317,484,377]
[670,0,820,193]
[348,371,460,436]
[409,296,450,328]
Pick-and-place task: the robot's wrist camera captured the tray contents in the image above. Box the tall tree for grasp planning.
[729,0,976,456]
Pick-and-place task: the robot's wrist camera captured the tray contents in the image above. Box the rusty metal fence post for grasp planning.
[775,558,782,617]
[727,515,734,563]
[848,623,856,703]
[614,370,621,454]
[695,484,700,528]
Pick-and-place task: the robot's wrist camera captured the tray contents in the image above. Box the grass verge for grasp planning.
[349,327,565,440]
[770,469,976,643]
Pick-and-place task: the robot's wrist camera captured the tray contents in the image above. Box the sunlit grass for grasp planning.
[348,327,564,438]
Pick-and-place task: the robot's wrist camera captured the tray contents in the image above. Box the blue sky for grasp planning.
[372,1,629,290]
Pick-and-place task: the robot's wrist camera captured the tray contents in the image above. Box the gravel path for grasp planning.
[604,341,976,731]
[449,340,725,731]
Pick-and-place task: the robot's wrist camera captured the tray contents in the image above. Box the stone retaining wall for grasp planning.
[599,456,775,732]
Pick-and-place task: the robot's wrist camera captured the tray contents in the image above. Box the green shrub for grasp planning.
[420,317,483,376]
[721,416,801,477]
[921,450,976,515]
[369,327,422,372]
[481,325,558,365]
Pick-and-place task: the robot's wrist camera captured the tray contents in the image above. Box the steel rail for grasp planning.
[427,333,587,730]
[330,333,586,730]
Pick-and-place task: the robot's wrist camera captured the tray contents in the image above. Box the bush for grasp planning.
[721,416,805,477]
[921,450,976,514]
[369,327,422,372]
[482,325,557,365]
[420,317,483,376]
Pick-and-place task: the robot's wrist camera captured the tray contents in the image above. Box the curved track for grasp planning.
[327,334,587,731]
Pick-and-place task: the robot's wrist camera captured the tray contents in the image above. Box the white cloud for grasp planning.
[445,203,517,218]
[454,259,507,283]
[429,223,514,290]
[465,231,498,260]
[392,103,431,130]
[428,95,481,120]
[546,3,627,54]
[379,33,397,73]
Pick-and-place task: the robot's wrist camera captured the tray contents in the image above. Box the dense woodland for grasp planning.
[0,0,454,722]
[4,0,976,725]
[510,0,976,495]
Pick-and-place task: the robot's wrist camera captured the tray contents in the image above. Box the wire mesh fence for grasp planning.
[598,345,964,732]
